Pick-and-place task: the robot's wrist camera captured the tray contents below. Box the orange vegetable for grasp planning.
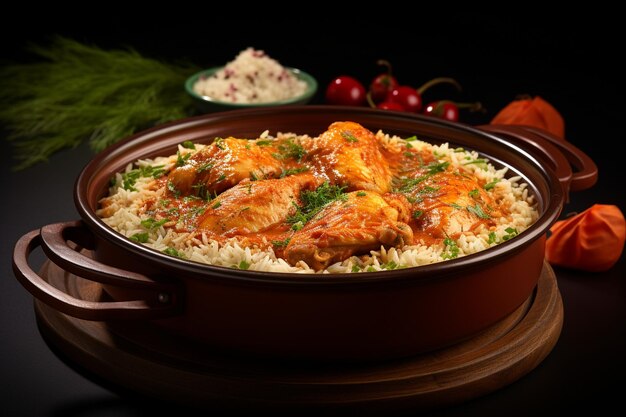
[491,96,565,140]
[546,204,625,272]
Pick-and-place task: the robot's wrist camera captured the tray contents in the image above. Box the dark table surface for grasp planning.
[2,14,625,417]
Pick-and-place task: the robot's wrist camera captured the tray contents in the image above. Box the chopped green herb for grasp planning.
[256,140,273,146]
[214,137,225,150]
[291,221,304,231]
[448,202,463,209]
[462,158,488,166]
[246,183,253,194]
[249,171,259,181]
[197,162,213,173]
[166,207,179,216]
[240,207,250,212]
[395,175,429,193]
[468,188,480,198]
[502,227,519,241]
[175,150,191,167]
[271,237,291,247]
[366,266,377,272]
[403,151,414,158]
[341,131,359,143]
[159,199,171,207]
[488,231,497,244]
[426,161,450,174]
[118,164,166,191]
[183,195,201,203]
[467,204,491,219]
[412,210,424,219]
[483,179,499,191]
[381,261,403,270]
[280,167,309,178]
[404,135,418,141]
[167,180,180,197]
[351,265,361,273]
[356,191,367,197]
[140,217,168,230]
[130,232,149,243]
[217,174,226,182]
[442,238,460,259]
[163,247,184,258]
[238,260,250,270]
[275,139,306,162]
[419,186,440,194]
[454,147,465,153]
[181,140,195,149]
[287,182,347,227]
[406,142,413,149]
[212,201,221,209]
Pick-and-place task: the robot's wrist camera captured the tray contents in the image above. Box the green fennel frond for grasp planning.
[0,36,200,169]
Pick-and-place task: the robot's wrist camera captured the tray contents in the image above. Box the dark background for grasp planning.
[2,13,624,416]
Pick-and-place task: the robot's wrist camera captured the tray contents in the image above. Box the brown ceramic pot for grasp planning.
[13,106,597,361]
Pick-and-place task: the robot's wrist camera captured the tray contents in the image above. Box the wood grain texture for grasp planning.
[34,260,563,415]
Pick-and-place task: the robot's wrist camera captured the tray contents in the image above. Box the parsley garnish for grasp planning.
[427,161,450,174]
[274,139,306,162]
[214,137,225,150]
[280,167,309,178]
[163,247,184,258]
[130,232,149,243]
[412,210,424,219]
[483,179,499,191]
[404,135,418,141]
[442,238,460,259]
[140,218,168,230]
[271,237,292,247]
[468,188,480,198]
[467,204,490,219]
[356,191,367,197]
[256,140,273,146]
[238,260,251,270]
[181,140,195,149]
[212,201,221,209]
[175,150,191,167]
[287,182,347,227]
[488,231,497,244]
[502,227,518,241]
[341,131,359,143]
[167,180,180,197]
[197,162,213,173]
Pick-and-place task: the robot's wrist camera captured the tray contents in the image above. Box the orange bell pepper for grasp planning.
[545,204,625,272]
[491,96,565,140]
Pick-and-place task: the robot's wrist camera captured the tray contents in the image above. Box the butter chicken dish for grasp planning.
[98,121,537,274]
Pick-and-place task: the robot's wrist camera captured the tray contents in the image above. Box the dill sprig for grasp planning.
[0,36,200,169]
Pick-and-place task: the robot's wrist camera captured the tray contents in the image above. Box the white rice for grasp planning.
[193,47,307,103]
[97,132,538,274]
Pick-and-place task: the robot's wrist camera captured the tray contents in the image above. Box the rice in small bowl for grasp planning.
[186,48,317,112]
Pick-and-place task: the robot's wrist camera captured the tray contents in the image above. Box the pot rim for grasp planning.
[74,106,564,286]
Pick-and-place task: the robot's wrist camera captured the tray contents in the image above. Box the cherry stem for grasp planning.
[377,59,393,76]
[417,77,462,95]
[437,100,485,113]
[366,91,377,109]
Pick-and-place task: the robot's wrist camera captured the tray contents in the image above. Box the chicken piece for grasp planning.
[168,137,285,197]
[284,191,413,270]
[403,168,504,241]
[304,121,393,193]
[198,174,321,235]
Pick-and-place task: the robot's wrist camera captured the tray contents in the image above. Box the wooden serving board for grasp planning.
[34,260,563,415]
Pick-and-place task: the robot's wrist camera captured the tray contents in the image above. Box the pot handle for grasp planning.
[12,221,182,321]
[479,124,598,192]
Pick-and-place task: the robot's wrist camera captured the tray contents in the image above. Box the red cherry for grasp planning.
[325,76,367,106]
[377,101,405,111]
[386,86,422,112]
[424,101,459,122]
[369,60,398,103]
